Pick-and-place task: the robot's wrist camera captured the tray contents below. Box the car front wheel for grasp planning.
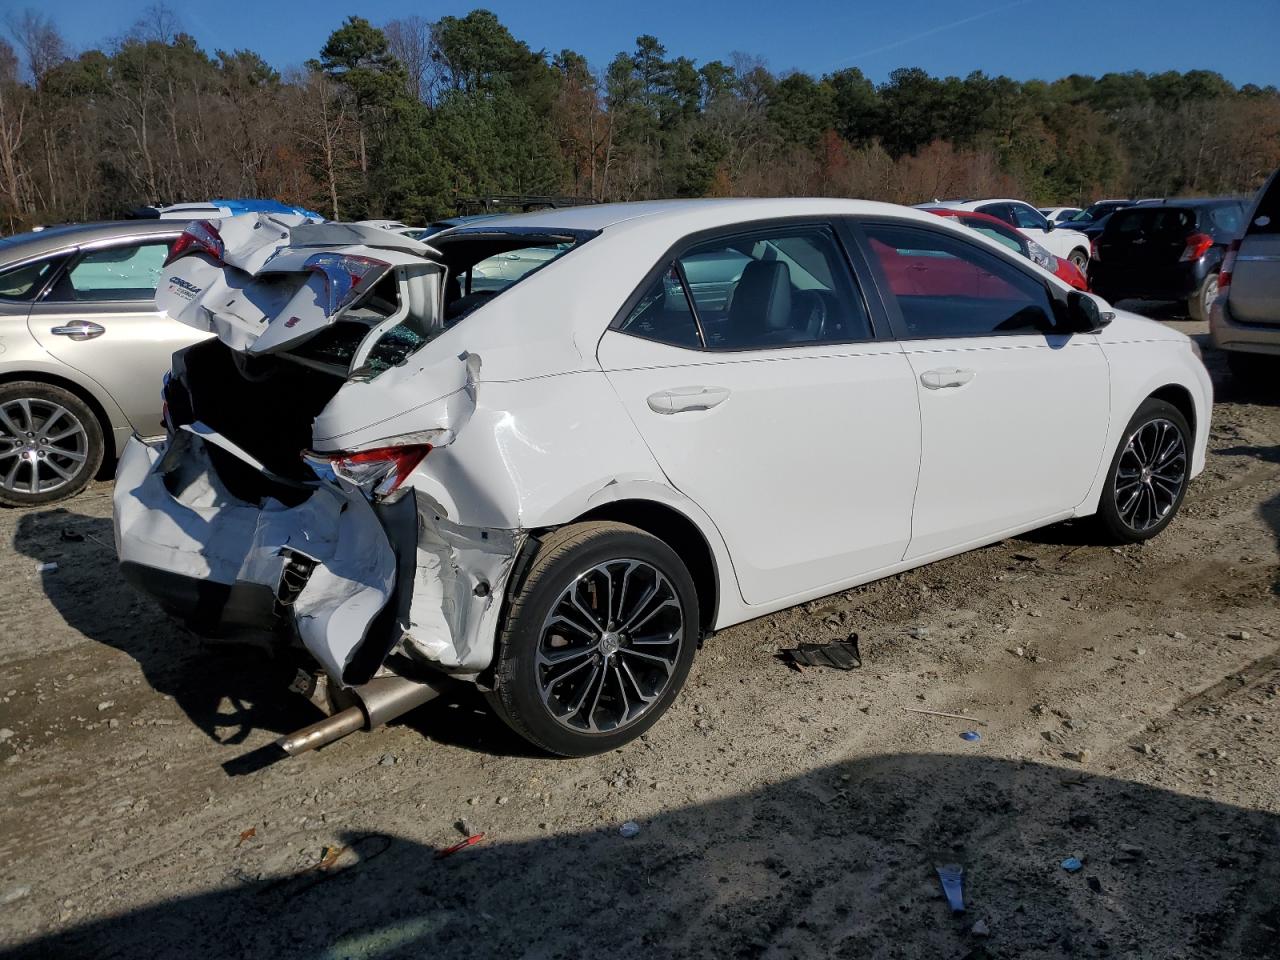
[1093,398,1191,543]
[489,521,700,756]
[0,381,104,507]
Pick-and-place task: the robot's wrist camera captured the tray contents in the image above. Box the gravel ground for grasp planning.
[0,316,1277,959]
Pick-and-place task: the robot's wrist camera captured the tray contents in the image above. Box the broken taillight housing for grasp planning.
[1179,232,1214,262]
[164,220,225,266]
[1219,238,1240,289]
[304,252,391,317]
[300,442,435,504]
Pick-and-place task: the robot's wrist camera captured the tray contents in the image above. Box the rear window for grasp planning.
[1107,208,1195,237]
[431,228,595,324]
[1205,204,1244,237]
[1248,175,1280,235]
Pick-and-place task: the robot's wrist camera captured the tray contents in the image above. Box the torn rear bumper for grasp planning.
[113,433,524,686]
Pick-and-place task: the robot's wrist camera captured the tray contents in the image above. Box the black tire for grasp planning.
[0,381,104,508]
[1227,351,1271,384]
[1069,248,1089,273]
[489,521,700,757]
[1091,398,1192,544]
[1188,273,1218,322]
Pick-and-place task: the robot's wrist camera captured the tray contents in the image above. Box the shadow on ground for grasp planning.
[12,508,316,746]
[7,753,1278,959]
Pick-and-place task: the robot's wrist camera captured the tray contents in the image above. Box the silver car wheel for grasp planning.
[1113,418,1187,533]
[0,398,91,496]
[536,559,684,734]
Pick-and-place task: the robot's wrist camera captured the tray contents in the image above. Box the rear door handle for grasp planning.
[49,320,105,341]
[646,386,731,414]
[920,367,975,390]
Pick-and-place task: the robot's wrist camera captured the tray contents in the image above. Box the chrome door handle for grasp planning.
[920,367,975,390]
[49,320,105,341]
[646,386,731,414]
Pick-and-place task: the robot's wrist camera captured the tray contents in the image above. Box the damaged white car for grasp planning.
[114,199,1213,756]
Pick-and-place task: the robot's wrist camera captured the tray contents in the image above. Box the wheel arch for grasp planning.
[515,499,722,637]
[1147,382,1196,439]
[0,369,120,472]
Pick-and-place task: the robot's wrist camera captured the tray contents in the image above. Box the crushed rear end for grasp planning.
[113,213,528,745]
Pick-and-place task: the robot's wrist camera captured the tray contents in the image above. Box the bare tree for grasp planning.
[384,16,434,103]
[4,9,65,88]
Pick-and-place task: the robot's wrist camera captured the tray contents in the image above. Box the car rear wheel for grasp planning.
[0,381,104,508]
[1092,398,1191,544]
[1188,274,1218,322]
[1069,249,1089,273]
[489,521,700,756]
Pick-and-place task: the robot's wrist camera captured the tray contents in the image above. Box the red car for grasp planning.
[923,207,1089,291]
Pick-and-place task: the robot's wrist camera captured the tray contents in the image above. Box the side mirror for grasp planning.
[1044,220,1056,232]
[1067,291,1110,333]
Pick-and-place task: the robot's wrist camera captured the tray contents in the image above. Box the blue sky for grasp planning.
[20,0,1280,86]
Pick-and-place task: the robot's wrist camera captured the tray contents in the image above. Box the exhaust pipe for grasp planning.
[277,675,447,756]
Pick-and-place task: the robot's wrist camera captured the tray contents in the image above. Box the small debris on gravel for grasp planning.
[971,919,991,937]
[618,821,641,839]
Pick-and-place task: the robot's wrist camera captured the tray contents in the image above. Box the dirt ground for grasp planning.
[0,314,1277,960]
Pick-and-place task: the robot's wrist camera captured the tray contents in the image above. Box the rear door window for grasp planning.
[861,222,1057,338]
[678,226,872,349]
[0,254,68,301]
[46,241,170,302]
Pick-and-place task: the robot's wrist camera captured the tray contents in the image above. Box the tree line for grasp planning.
[1,6,1278,231]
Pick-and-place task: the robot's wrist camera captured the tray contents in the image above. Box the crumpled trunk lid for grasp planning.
[157,213,445,362]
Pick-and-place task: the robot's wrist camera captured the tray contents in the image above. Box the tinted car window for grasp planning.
[976,203,1014,225]
[1206,204,1244,237]
[1011,204,1050,230]
[618,264,702,348]
[0,254,67,301]
[676,227,872,350]
[1107,208,1194,238]
[46,242,169,302]
[1249,174,1280,235]
[861,223,1056,338]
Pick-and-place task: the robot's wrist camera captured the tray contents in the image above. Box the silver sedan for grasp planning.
[0,220,206,506]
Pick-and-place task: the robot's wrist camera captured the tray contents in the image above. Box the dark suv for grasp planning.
[1088,198,1248,320]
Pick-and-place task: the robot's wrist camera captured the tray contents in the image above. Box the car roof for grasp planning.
[0,219,188,259]
[443,197,951,237]
[927,198,1033,212]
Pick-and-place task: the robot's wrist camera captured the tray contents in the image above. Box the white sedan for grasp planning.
[927,198,1092,272]
[115,199,1212,757]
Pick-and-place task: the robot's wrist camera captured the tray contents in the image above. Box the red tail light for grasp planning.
[302,444,431,503]
[164,220,225,266]
[1219,238,1240,289]
[1179,232,1214,262]
[1089,237,1100,262]
[304,252,391,316]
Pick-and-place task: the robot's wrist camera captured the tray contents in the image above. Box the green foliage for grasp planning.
[1,8,1277,233]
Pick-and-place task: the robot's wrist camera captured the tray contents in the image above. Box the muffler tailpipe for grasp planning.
[277,675,447,756]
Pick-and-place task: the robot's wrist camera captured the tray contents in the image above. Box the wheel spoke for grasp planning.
[0,406,23,440]
[618,581,660,633]
[619,647,676,673]
[3,458,22,491]
[619,658,657,705]
[538,644,595,669]
[16,399,34,434]
[52,449,86,464]
[46,424,84,444]
[546,611,599,642]
[569,584,606,632]
[43,459,76,481]
[626,595,679,636]
[36,404,69,435]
